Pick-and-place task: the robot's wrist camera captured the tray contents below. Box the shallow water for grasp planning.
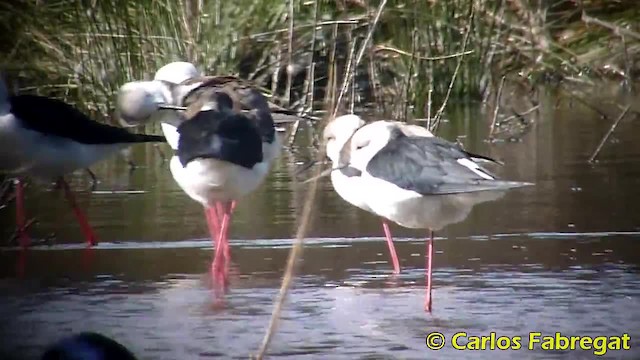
[2,83,640,359]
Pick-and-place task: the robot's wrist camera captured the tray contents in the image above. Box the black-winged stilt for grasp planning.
[116,62,285,287]
[323,115,445,274]
[323,114,532,312]
[0,78,166,248]
[171,90,276,285]
[323,115,500,274]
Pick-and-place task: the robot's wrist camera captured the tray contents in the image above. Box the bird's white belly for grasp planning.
[330,171,373,212]
[361,173,508,231]
[0,115,125,180]
[28,140,125,180]
[169,156,270,206]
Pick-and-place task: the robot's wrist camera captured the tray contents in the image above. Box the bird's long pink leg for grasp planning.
[14,179,30,248]
[59,178,98,247]
[425,230,434,313]
[212,203,233,289]
[204,205,220,243]
[215,202,225,224]
[222,201,236,264]
[212,202,225,255]
[207,203,226,297]
[206,203,223,271]
[381,219,401,274]
[216,202,234,265]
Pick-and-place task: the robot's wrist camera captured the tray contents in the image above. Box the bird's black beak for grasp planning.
[158,104,188,111]
[294,159,318,177]
[300,162,361,184]
[300,166,335,184]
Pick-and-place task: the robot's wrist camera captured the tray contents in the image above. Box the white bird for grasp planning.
[0,78,166,248]
[323,114,532,312]
[323,115,500,274]
[324,115,403,274]
[115,62,291,287]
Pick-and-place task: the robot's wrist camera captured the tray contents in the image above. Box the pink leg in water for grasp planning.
[211,203,233,289]
[216,202,229,262]
[222,201,236,264]
[211,202,225,258]
[205,203,224,296]
[215,202,225,225]
[208,200,237,295]
[59,178,98,247]
[14,179,30,248]
[215,203,234,266]
[381,219,401,274]
[206,204,222,265]
[204,205,220,244]
[425,230,434,313]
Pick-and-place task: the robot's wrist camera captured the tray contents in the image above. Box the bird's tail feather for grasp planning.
[437,181,533,195]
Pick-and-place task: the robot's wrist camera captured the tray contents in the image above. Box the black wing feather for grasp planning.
[180,80,276,144]
[176,109,263,169]
[10,95,165,144]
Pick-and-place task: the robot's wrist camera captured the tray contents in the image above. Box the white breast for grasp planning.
[330,171,374,213]
[169,156,271,206]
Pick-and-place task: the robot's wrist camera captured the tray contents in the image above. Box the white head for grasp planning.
[116,80,174,126]
[323,114,365,164]
[154,61,200,84]
[343,121,399,170]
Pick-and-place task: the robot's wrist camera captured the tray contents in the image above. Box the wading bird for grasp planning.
[0,78,166,247]
[116,62,288,287]
[323,114,532,312]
